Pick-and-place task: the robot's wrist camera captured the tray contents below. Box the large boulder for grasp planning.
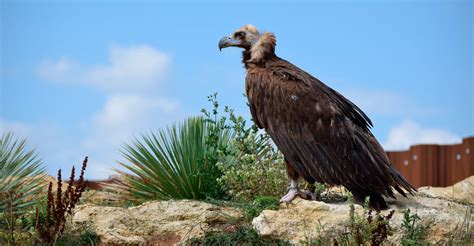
[252,196,471,244]
[72,176,473,245]
[418,175,474,203]
[253,176,474,244]
[73,200,242,245]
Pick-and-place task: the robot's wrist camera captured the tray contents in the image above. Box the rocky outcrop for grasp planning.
[253,176,474,244]
[73,200,242,245]
[252,195,472,244]
[72,176,473,245]
[418,175,473,203]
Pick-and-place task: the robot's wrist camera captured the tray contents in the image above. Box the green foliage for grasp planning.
[29,197,50,230]
[243,196,279,220]
[187,226,290,245]
[116,93,287,203]
[48,227,99,246]
[119,116,233,201]
[0,132,46,245]
[77,228,99,245]
[400,208,428,245]
[446,207,472,245]
[337,204,394,245]
[0,226,34,245]
[204,94,287,202]
[0,132,46,213]
[304,220,337,245]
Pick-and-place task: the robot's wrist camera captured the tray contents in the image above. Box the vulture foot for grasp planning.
[279,188,316,203]
[279,188,299,203]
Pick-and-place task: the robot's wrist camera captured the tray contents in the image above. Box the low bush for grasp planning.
[53,227,98,246]
[306,201,395,245]
[243,196,279,220]
[202,94,288,202]
[113,93,291,203]
[187,225,290,245]
[400,208,428,245]
[118,116,233,201]
[0,132,46,245]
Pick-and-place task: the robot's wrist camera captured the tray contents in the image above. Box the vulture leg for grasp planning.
[279,179,299,203]
[350,189,388,210]
[280,159,316,203]
[369,193,388,210]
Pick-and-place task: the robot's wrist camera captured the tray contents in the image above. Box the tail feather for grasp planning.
[392,169,417,196]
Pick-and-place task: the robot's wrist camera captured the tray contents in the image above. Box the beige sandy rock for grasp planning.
[255,196,472,244]
[418,176,474,204]
[73,200,242,245]
[71,176,473,245]
[253,177,473,245]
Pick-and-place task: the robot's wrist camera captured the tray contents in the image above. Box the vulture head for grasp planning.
[219,25,276,65]
[218,25,261,50]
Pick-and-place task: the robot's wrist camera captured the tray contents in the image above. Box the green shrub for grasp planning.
[244,196,279,220]
[77,228,99,245]
[51,227,98,246]
[336,204,394,245]
[187,226,290,245]
[117,93,291,203]
[0,132,46,213]
[207,95,288,202]
[119,116,233,201]
[0,132,46,245]
[400,208,428,245]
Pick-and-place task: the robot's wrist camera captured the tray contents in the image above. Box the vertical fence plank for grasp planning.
[386,137,474,188]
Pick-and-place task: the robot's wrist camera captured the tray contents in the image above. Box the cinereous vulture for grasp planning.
[218,25,415,209]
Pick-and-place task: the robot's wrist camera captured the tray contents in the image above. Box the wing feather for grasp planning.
[245,58,415,197]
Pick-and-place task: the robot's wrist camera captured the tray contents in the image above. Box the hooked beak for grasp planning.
[218,36,242,51]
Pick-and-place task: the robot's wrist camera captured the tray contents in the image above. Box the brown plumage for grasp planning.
[219,25,416,209]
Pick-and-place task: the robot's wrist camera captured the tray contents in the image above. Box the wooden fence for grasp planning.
[387,137,474,188]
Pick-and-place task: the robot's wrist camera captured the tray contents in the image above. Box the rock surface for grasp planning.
[418,175,474,203]
[253,176,474,244]
[253,196,471,244]
[72,176,473,245]
[73,200,242,245]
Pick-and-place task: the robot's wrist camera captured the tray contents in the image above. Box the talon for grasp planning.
[279,188,299,203]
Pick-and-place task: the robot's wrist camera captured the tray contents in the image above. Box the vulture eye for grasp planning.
[234,31,245,38]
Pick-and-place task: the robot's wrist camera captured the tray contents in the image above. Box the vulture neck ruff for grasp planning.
[243,32,277,69]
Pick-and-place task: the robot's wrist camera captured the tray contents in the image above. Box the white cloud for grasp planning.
[84,94,180,147]
[38,45,170,93]
[31,44,182,179]
[79,94,182,179]
[2,94,182,180]
[383,120,461,151]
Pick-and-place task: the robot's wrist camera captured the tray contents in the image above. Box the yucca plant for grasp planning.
[0,132,46,244]
[119,116,234,201]
[0,132,46,214]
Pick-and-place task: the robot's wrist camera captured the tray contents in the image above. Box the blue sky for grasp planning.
[1,0,472,179]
